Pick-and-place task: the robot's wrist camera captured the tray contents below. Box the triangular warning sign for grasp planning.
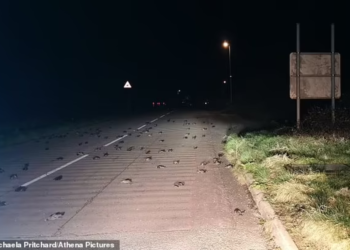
[124,81,132,88]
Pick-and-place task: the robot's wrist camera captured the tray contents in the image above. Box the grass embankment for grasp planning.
[225,116,350,249]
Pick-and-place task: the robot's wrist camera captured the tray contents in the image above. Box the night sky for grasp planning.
[0,0,347,122]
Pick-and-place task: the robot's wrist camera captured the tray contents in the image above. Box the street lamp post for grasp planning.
[223,41,232,104]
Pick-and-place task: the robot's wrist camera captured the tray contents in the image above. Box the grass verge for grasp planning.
[225,128,350,250]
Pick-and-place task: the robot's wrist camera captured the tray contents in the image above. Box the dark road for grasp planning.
[0,110,268,250]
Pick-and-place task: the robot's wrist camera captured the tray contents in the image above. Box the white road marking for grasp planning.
[104,134,128,147]
[17,111,173,190]
[137,124,146,130]
[21,154,89,187]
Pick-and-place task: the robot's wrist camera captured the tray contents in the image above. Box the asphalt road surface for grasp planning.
[0,109,269,250]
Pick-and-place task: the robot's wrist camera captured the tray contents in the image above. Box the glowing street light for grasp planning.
[223,41,232,103]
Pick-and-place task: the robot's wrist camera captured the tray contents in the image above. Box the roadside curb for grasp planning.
[241,171,299,250]
[221,111,299,249]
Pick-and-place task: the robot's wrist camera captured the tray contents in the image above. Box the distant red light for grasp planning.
[157,102,160,106]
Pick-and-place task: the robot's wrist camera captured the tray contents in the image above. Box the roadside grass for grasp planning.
[225,107,350,250]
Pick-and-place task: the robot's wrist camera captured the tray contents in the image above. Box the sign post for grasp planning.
[296,23,300,129]
[290,23,341,129]
[124,81,132,113]
[331,23,335,125]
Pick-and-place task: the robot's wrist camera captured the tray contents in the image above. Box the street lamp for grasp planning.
[223,41,232,103]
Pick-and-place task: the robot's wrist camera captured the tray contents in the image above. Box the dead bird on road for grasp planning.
[200,160,209,166]
[174,181,185,187]
[46,212,65,221]
[234,208,245,216]
[121,178,132,184]
[54,175,63,181]
[213,157,221,165]
[226,164,234,169]
[23,163,29,171]
[10,174,18,179]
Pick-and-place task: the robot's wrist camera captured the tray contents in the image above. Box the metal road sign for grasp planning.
[124,81,132,88]
[290,52,341,99]
[292,23,340,129]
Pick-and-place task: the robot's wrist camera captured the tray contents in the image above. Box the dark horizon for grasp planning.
[0,1,348,122]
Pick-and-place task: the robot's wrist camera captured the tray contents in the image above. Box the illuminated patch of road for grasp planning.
[14,111,173,191]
